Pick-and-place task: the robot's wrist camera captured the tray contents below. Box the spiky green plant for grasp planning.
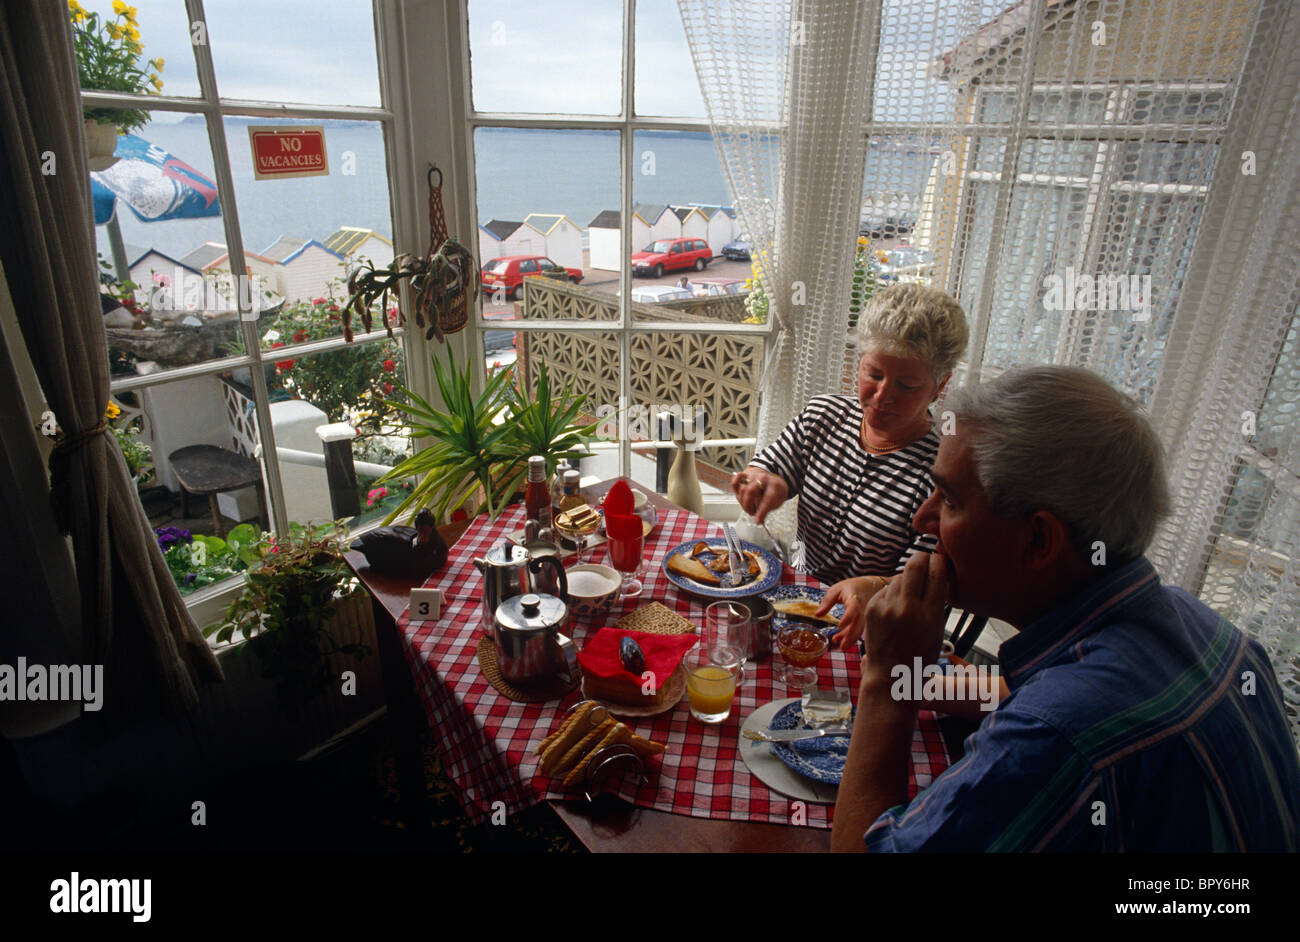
[376,348,523,523]
[501,360,599,477]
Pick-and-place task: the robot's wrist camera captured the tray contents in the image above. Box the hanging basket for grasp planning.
[84,119,120,171]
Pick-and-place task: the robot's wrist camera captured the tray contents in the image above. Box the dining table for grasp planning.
[346,477,951,852]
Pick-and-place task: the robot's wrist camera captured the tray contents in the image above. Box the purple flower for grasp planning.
[155,526,193,551]
[184,573,196,585]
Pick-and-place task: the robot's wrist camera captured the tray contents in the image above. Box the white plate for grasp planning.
[737,698,841,805]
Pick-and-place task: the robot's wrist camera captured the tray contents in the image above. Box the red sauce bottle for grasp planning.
[525,455,551,528]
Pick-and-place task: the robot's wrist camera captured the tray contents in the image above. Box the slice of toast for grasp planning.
[772,599,839,625]
[666,552,721,585]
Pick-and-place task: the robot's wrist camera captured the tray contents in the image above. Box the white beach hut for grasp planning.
[128,250,202,311]
[478,219,523,266]
[635,203,679,245]
[523,213,583,270]
[671,206,710,246]
[694,205,739,255]
[587,210,621,272]
[276,240,347,303]
[322,227,394,273]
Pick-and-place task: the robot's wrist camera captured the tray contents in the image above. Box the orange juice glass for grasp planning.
[685,647,740,723]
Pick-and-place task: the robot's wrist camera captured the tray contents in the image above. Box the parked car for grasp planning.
[858,213,917,240]
[688,277,749,297]
[721,235,751,260]
[631,285,695,304]
[481,255,583,301]
[631,238,711,278]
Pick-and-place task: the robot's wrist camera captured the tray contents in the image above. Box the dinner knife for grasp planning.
[742,727,851,742]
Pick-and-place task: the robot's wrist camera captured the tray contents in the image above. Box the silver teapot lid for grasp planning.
[496,592,568,633]
[484,540,530,566]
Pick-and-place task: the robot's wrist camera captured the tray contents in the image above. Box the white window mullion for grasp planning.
[618,0,637,482]
[184,0,290,534]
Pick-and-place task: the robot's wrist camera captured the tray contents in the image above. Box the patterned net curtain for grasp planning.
[681,0,1299,742]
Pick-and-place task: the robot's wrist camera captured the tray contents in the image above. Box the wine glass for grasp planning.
[705,601,752,685]
[555,511,600,565]
[605,515,644,599]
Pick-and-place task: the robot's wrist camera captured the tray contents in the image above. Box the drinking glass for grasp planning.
[555,514,600,564]
[606,517,644,599]
[705,601,752,685]
[684,644,740,723]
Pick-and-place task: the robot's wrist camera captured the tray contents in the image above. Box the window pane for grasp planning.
[1116,140,1219,186]
[475,127,620,326]
[634,0,706,118]
[468,0,622,114]
[134,373,271,593]
[631,130,743,326]
[628,330,763,496]
[1131,88,1229,125]
[264,339,409,528]
[1017,138,1098,178]
[219,117,393,344]
[96,112,247,378]
[204,0,380,107]
[71,0,201,99]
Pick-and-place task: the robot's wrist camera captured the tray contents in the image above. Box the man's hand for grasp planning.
[730,466,788,525]
[861,550,949,683]
[821,575,886,652]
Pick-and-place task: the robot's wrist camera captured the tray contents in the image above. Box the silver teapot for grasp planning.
[492,592,577,686]
[472,540,568,629]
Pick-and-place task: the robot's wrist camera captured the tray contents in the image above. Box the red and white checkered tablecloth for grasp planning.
[395,503,950,830]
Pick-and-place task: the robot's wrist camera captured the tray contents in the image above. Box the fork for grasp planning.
[758,520,806,571]
[720,523,744,588]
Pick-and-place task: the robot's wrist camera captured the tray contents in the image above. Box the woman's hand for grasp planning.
[730,466,789,525]
[822,575,888,652]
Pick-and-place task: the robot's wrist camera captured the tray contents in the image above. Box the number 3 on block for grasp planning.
[409,588,444,623]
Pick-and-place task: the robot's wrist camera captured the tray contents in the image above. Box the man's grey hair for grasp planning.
[945,366,1171,563]
[856,283,969,382]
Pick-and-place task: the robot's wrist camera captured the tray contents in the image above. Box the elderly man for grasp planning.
[831,366,1300,852]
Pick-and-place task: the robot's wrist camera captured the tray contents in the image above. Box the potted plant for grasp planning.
[376,350,599,525]
[68,1,165,169]
[205,522,368,717]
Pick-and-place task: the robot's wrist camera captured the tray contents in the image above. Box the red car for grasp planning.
[631,238,712,278]
[481,255,583,301]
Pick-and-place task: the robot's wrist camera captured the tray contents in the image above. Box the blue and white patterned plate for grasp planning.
[661,538,782,600]
[769,700,853,785]
[761,584,844,640]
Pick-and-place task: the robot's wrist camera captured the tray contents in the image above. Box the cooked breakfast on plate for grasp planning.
[771,599,840,625]
[665,540,761,586]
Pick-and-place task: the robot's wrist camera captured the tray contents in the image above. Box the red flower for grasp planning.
[293,330,307,343]
[313,297,327,306]
[382,359,396,373]
[276,359,296,372]
[382,381,393,394]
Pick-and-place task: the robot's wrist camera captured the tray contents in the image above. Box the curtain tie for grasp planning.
[48,421,108,533]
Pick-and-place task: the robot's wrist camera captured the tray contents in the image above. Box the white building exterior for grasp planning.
[277,240,347,303]
[478,219,521,265]
[523,213,583,270]
[672,206,711,246]
[636,203,680,245]
[587,210,621,272]
[322,227,394,274]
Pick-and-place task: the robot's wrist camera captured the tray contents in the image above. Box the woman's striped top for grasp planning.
[749,395,939,585]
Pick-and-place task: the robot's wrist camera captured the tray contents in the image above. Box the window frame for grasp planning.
[76,0,418,619]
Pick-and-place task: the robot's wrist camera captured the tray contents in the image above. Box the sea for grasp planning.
[96,119,936,266]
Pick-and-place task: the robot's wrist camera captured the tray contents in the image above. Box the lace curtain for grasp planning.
[681,0,1299,742]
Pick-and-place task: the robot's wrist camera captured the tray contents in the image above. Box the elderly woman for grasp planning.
[731,283,968,648]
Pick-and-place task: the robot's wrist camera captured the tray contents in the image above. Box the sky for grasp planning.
[76,0,1011,125]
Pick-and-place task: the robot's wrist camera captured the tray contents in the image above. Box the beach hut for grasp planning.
[693,205,739,255]
[671,205,711,245]
[635,203,679,245]
[276,240,347,302]
[587,210,622,272]
[478,219,521,266]
[127,250,202,311]
[322,227,394,273]
[260,235,306,264]
[523,213,583,269]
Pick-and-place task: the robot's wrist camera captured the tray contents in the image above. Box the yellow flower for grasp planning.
[151,57,165,70]
[69,0,85,11]
[105,402,121,419]
[149,74,163,91]
[126,5,139,22]
[112,0,127,14]
[124,23,140,41]
[105,22,121,39]
[127,38,142,54]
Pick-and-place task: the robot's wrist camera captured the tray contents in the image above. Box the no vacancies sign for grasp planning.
[249,125,329,180]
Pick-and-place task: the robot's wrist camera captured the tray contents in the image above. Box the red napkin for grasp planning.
[577,627,698,681]
[603,480,634,516]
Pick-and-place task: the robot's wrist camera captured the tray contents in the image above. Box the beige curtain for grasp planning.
[0,0,221,733]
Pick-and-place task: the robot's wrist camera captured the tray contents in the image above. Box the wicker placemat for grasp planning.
[477,635,580,703]
[614,601,697,635]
